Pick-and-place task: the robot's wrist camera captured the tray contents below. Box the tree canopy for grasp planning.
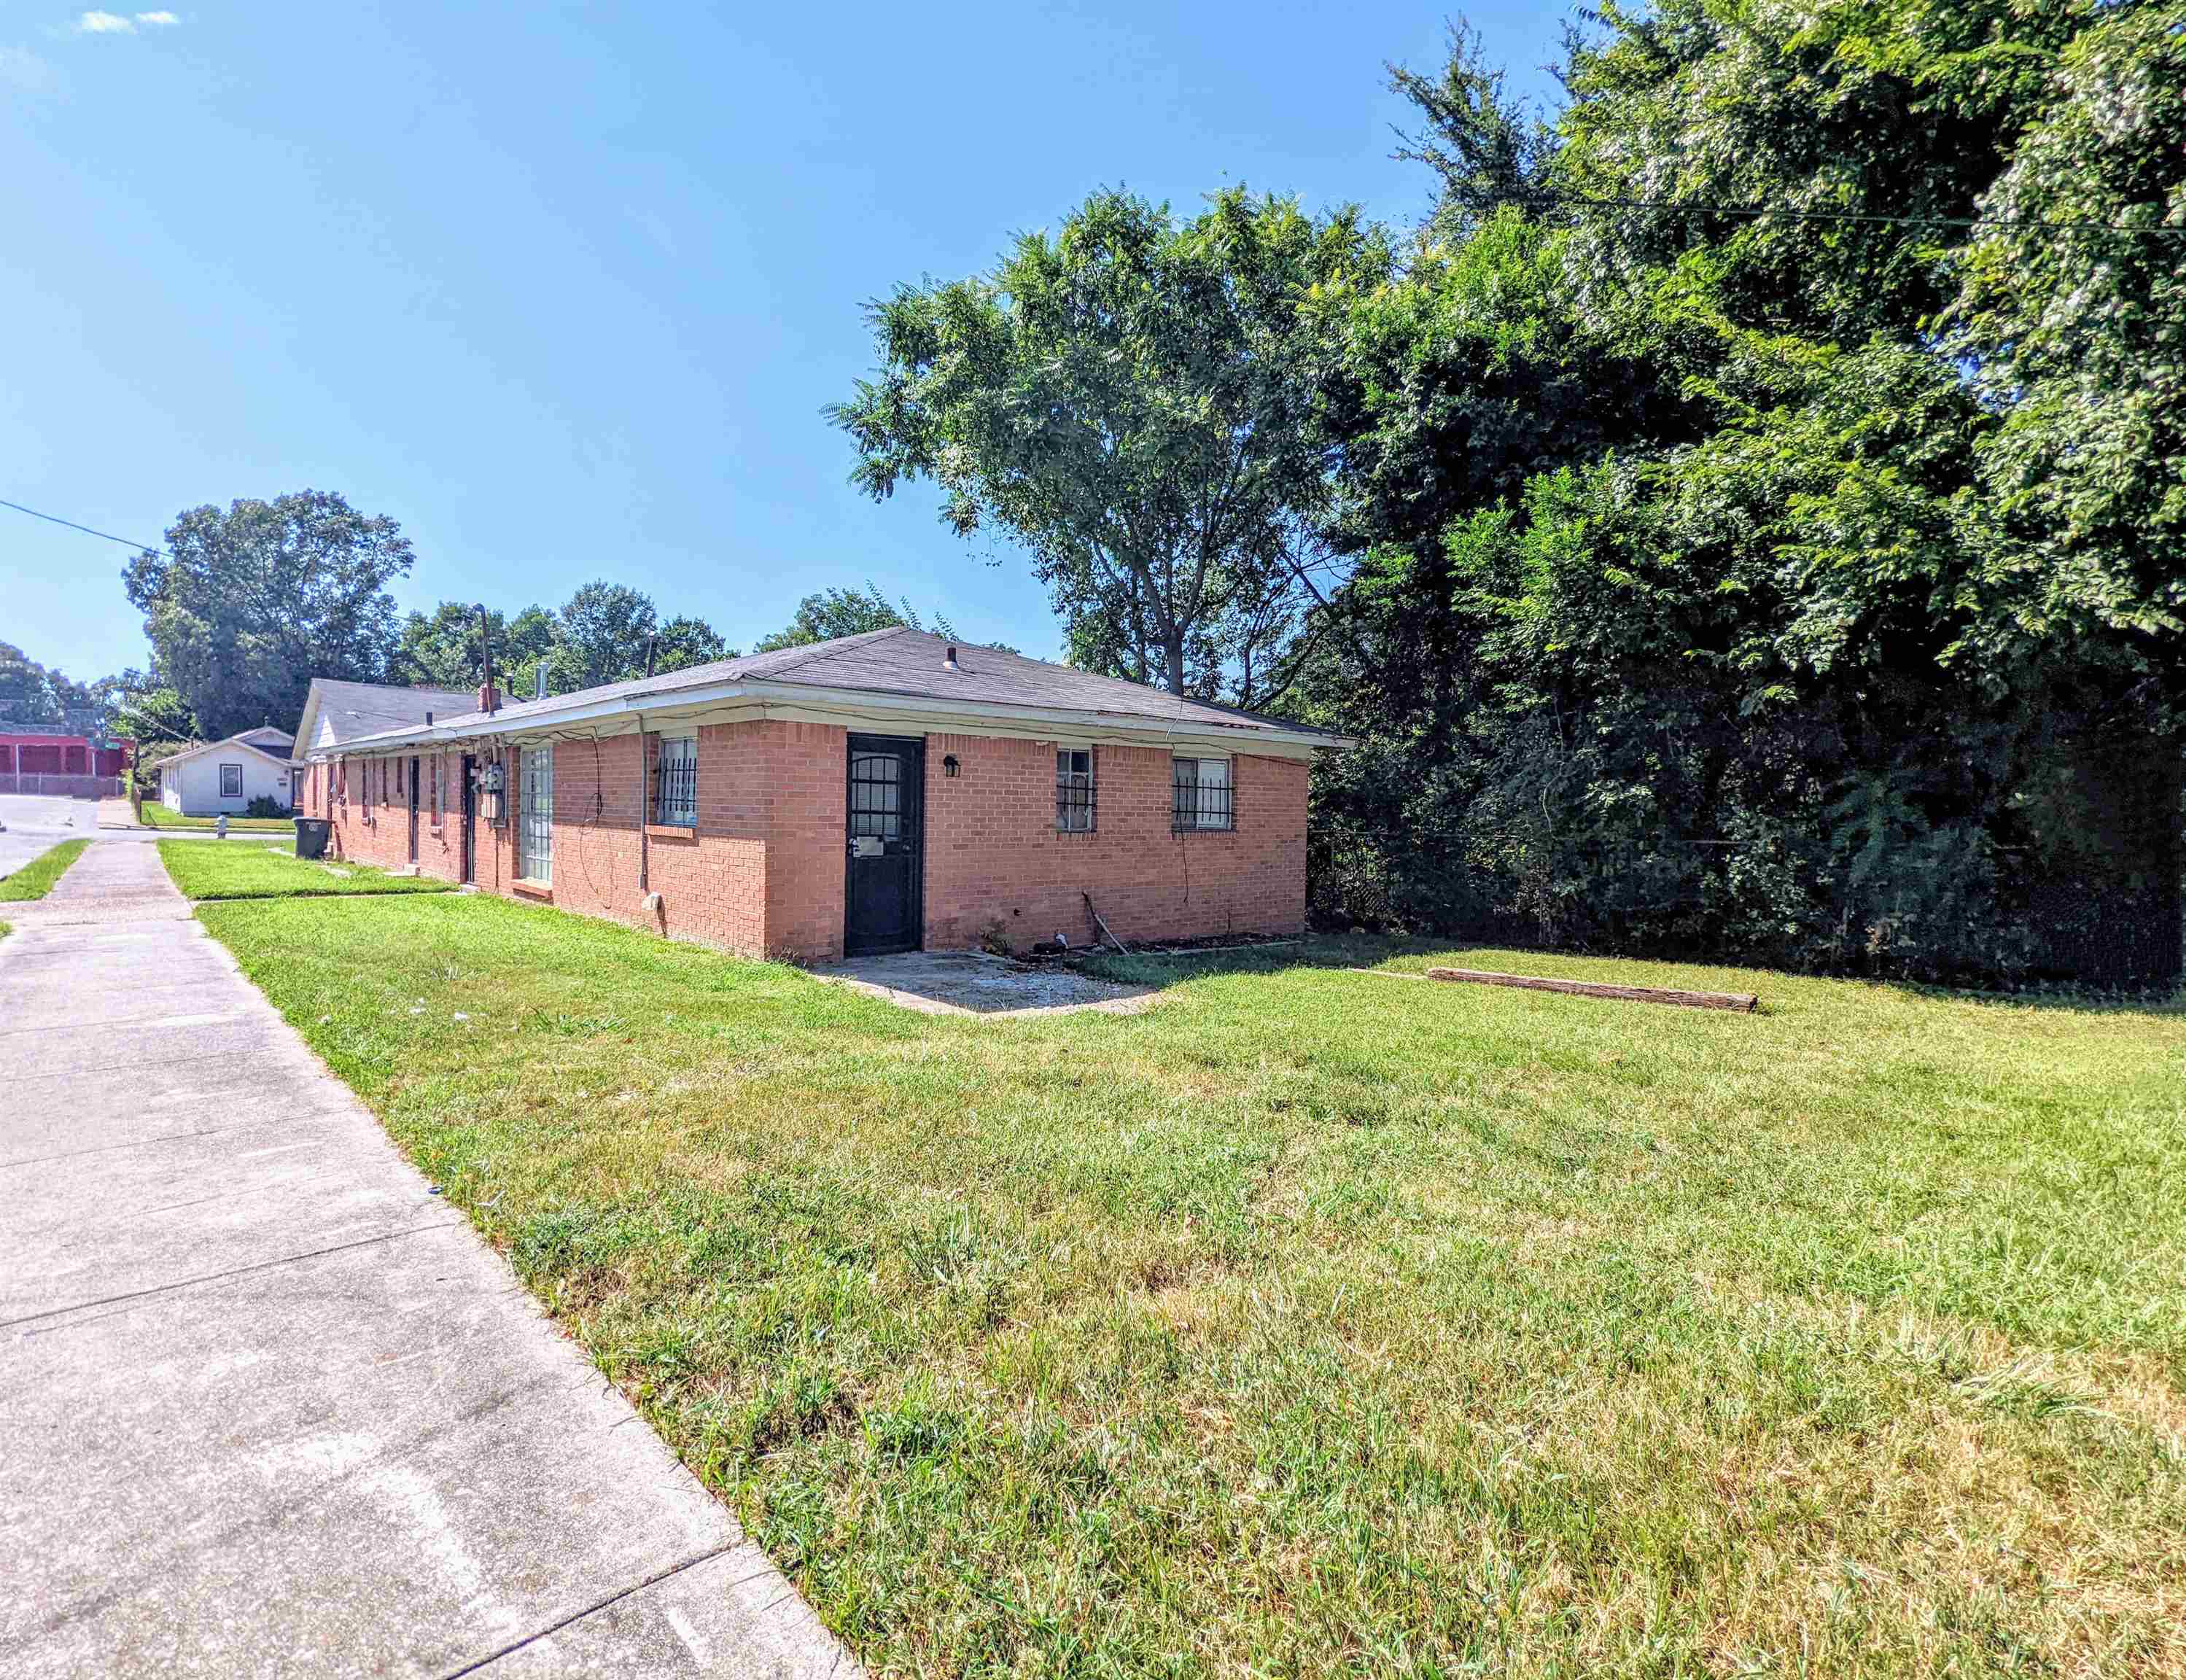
[0,642,114,735]
[123,491,413,740]
[835,187,1388,702]
[393,585,731,700]
[840,7,2183,984]
[1287,2,2184,982]
[392,602,555,691]
[752,583,969,654]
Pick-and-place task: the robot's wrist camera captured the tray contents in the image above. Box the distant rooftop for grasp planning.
[298,678,481,749]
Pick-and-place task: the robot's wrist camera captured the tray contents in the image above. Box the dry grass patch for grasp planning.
[193,892,2186,1678]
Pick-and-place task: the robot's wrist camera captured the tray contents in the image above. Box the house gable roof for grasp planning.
[157,733,303,771]
[295,679,479,752]
[314,629,1346,759]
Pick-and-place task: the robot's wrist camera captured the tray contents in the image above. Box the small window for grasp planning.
[654,734,698,828]
[429,753,440,820]
[219,763,244,798]
[849,749,901,840]
[1055,748,1094,832]
[1171,757,1233,831]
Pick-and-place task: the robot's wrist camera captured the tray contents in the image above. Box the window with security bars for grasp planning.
[654,734,697,827]
[1171,756,1233,831]
[848,750,901,841]
[1055,748,1094,831]
[518,746,554,884]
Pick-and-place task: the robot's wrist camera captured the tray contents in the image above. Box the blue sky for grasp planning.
[1,3,1568,687]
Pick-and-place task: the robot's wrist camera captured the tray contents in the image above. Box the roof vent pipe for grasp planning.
[944,645,959,671]
[535,664,548,701]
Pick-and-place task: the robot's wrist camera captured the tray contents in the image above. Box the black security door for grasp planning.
[459,754,477,884]
[844,736,923,955]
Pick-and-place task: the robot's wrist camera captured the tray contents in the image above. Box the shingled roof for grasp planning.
[316,629,1343,757]
[294,678,481,752]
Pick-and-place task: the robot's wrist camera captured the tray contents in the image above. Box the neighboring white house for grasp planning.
[157,729,304,816]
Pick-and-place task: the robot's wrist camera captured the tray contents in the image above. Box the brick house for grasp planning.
[299,629,1343,961]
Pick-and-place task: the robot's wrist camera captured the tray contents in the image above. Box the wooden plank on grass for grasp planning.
[1419,965,1758,1012]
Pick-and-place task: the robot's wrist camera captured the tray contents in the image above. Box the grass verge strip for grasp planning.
[0,839,90,902]
[157,839,456,901]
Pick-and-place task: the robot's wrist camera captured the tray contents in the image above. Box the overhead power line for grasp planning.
[0,496,166,555]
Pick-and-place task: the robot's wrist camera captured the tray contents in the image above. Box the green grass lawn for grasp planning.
[137,802,297,831]
[0,838,90,901]
[189,890,2186,1679]
[157,839,457,901]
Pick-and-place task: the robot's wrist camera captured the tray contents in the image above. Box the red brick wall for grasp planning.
[760,722,849,962]
[324,723,1307,962]
[919,735,1307,952]
[327,752,426,874]
[538,727,771,952]
[329,744,538,894]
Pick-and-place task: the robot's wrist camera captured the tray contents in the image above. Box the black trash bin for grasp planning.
[294,817,332,860]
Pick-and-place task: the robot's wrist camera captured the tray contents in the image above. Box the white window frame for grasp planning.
[1171,755,1233,831]
[653,732,698,828]
[518,745,554,884]
[219,763,244,799]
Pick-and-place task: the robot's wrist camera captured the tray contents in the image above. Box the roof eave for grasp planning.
[312,677,1349,760]
[292,682,324,758]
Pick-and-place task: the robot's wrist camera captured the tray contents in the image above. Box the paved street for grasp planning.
[0,841,852,1678]
[0,793,101,877]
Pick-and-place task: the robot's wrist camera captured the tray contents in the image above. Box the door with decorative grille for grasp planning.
[844,736,922,954]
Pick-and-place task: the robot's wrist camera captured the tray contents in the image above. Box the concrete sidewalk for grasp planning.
[0,841,855,1678]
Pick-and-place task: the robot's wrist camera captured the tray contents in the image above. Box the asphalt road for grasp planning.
[0,795,238,884]
[0,795,100,878]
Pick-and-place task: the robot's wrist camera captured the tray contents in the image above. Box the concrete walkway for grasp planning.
[0,841,855,1679]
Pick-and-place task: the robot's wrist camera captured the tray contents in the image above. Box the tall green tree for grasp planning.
[835,187,1388,701]
[0,642,114,732]
[484,583,732,696]
[652,613,732,674]
[1298,7,2182,984]
[548,581,657,691]
[123,491,412,739]
[393,601,554,690]
[109,677,199,747]
[1950,4,2186,690]
[752,583,958,654]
